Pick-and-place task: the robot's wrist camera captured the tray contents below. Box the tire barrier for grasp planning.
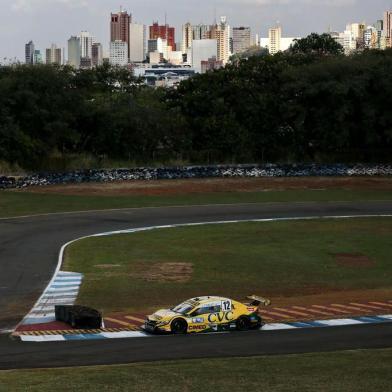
[1,163,392,189]
[55,305,102,329]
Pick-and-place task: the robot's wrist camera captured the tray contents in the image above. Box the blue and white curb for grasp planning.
[20,271,83,325]
[19,314,392,342]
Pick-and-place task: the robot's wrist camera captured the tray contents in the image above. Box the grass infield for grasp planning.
[1,188,392,218]
[64,218,392,314]
[0,349,391,391]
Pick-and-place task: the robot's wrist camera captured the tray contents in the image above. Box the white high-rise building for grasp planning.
[211,16,231,64]
[68,36,81,68]
[110,40,128,66]
[79,31,94,59]
[192,39,218,73]
[268,26,281,54]
[129,23,146,62]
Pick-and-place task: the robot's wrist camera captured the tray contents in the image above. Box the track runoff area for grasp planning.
[13,215,392,343]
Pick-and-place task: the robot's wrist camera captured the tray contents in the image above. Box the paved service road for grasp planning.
[0,201,392,369]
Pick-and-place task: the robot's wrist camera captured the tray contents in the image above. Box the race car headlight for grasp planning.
[157,320,170,326]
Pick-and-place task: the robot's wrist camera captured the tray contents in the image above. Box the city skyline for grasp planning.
[1,0,391,61]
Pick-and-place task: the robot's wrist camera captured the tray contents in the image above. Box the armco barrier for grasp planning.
[1,164,392,190]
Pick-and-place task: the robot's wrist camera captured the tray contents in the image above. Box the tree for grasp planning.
[289,33,344,56]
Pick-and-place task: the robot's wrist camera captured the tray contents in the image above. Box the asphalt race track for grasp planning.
[1,201,392,370]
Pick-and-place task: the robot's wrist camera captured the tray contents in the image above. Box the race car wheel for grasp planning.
[171,318,188,334]
[236,316,251,331]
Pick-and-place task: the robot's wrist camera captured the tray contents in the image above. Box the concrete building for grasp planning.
[167,51,184,65]
[25,41,35,64]
[192,39,218,73]
[150,22,176,51]
[79,31,94,59]
[373,20,384,49]
[34,50,42,64]
[46,44,62,65]
[384,11,392,47]
[110,40,128,66]
[149,51,162,64]
[210,16,231,64]
[129,23,146,62]
[92,43,103,66]
[193,24,211,40]
[148,38,169,60]
[268,26,281,54]
[80,57,92,69]
[134,65,195,87]
[346,23,366,49]
[364,26,378,49]
[232,27,251,54]
[67,36,81,68]
[181,22,193,54]
[201,56,223,73]
[111,9,131,59]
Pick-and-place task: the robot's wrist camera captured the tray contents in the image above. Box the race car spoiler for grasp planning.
[247,295,271,307]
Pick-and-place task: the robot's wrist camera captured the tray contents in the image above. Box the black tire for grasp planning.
[236,316,251,331]
[171,318,188,334]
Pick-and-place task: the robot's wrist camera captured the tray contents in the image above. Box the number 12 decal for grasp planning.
[221,300,232,311]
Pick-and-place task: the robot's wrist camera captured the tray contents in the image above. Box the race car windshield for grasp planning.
[171,303,194,315]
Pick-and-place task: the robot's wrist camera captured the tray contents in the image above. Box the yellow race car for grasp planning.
[144,295,270,334]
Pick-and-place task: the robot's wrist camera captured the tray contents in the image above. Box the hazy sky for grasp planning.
[0,0,390,61]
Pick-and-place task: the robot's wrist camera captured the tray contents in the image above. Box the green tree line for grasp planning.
[1,37,392,170]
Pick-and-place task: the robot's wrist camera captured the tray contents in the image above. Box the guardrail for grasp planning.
[1,164,392,189]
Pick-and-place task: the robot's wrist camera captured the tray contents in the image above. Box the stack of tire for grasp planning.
[55,305,102,329]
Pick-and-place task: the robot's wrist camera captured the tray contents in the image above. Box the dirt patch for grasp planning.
[95,264,121,269]
[334,253,376,268]
[133,262,193,283]
[20,177,392,196]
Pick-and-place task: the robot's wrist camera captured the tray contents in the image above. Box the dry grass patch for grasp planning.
[132,262,194,283]
[335,253,376,268]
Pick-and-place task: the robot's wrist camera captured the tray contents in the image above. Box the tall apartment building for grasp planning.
[210,16,231,64]
[110,40,128,66]
[92,43,103,66]
[79,31,94,59]
[232,27,251,54]
[384,11,392,47]
[268,26,281,54]
[346,23,366,49]
[150,22,176,51]
[25,41,35,64]
[34,50,43,64]
[46,44,62,65]
[364,26,378,49]
[129,23,146,62]
[68,36,81,68]
[193,24,211,40]
[111,9,131,59]
[373,20,384,49]
[181,23,193,54]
